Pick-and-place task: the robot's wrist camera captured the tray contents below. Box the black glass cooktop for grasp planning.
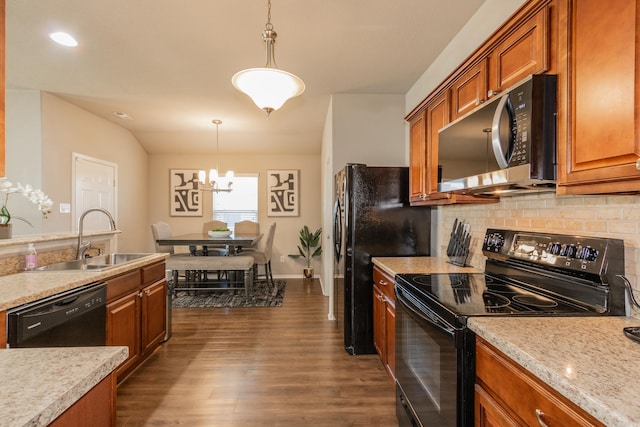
[395,272,591,324]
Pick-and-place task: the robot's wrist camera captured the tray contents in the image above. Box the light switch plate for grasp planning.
[59,203,71,214]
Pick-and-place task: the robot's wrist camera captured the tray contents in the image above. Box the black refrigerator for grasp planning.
[333,164,431,355]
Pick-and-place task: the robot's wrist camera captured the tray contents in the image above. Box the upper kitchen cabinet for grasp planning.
[409,109,428,203]
[407,0,551,205]
[487,5,550,96]
[556,0,640,194]
[451,60,488,120]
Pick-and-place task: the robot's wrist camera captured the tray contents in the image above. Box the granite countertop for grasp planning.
[468,316,640,427]
[372,256,483,276]
[0,346,128,426]
[0,253,168,311]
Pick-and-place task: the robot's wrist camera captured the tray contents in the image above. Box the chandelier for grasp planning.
[199,120,233,192]
[231,0,305,118]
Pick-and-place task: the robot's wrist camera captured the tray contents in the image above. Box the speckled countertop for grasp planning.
[469,316,640,427]
[373,257,640,426]
[0,253,166,426]
[0,346,128,426]
[0,253,168,311]
[372,256,483,276]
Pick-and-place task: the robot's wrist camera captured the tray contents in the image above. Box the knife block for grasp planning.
[446,218,471,267]
[447,254,469,267]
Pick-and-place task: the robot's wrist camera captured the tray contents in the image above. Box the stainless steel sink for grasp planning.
[33,253,155,272]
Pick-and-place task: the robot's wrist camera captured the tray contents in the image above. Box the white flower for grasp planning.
[0,179,53,225]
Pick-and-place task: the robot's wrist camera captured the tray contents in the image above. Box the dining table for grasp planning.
[155,233,262,255]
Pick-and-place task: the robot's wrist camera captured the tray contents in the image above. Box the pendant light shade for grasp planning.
[232,68,304,114]
[232,0,305,117]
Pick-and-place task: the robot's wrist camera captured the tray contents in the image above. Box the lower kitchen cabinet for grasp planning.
[106,261,166,383]
[49,374,116,427]
[107,289,141,381]
[373,266,395,383]
[475,337,604,427]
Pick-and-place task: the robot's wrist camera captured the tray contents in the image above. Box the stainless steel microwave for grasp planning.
[437,74,557,196]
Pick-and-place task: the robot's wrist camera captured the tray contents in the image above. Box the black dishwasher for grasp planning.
[7,282,107,348]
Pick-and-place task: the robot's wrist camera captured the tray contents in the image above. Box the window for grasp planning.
[212,174,258,232]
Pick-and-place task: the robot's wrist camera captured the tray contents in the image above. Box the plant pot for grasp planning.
[303,267,314,279]
[0,224,12,239]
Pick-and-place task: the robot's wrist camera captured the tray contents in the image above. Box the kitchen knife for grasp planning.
[446,218,458,256]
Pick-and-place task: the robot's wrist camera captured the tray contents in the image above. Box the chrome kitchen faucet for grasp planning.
[76,208,117,259]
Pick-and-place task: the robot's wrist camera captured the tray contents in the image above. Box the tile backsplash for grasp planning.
[440,192,640,316]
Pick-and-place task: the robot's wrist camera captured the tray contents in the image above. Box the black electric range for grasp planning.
[394,228,627,427]
[397,228,627,326]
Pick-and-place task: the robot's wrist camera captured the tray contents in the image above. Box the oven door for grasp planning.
[395,286,474,427]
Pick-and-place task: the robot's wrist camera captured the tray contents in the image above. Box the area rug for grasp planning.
[172,280,286,308]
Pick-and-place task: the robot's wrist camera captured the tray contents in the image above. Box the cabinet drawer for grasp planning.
[476,338,604,427]
[142,262,166,285]
[106,270,140,302]
[373,266,395,303]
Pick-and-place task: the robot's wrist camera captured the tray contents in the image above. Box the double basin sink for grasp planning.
[33,253,155,272]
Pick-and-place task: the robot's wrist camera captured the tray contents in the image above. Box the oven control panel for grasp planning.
[482,228,624,275]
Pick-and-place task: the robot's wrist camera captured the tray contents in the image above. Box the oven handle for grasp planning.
[396,288,455,335]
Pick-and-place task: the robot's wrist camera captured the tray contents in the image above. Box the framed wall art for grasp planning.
[267,170,299,217]
[170,169,202,216]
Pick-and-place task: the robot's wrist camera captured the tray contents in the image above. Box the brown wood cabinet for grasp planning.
[372,266,395,383]
[49,374,116,427]
[451,60,488,120]
[106,262,166,383]
[409,110,428,203]
[557,0,640,194]
[488,5,550,95]
[406,0,551,205]
[475,337,605,427]
[0,309,5,347]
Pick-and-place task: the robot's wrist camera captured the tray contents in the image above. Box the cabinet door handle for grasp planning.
[378,279,387,286]
[488,89,498,97]
[535,409,549,427]
[138,291,143,298]
[636,158,640,170]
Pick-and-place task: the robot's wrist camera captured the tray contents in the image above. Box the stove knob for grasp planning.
[584,246,599,262]
[549,242,562,255]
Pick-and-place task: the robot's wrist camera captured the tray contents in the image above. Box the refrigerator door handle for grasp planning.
[333,199,342,261]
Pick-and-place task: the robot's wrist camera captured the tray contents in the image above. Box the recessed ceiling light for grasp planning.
[113,112,133,120]
[49,32,78,47]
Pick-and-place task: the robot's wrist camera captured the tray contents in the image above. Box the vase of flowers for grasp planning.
[0,180,53,238]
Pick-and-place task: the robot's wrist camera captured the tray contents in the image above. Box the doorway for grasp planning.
[72,153,117,232]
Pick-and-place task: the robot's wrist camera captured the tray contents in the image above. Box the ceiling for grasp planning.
[6,0,486,155]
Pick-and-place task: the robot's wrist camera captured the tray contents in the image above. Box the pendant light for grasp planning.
[231,0,305,118]
[199,120,233,192]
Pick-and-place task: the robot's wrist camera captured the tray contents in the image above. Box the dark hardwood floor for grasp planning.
[116,278,397,426]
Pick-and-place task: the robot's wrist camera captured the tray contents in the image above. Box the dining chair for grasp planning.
[151,222,199,283]
[245,222,276,285]
[201,220,228,256]
[234,220,261,252]
[203,220,228,233]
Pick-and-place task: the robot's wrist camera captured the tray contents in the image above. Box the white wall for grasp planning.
[406,0,528,113]
[322,93,410,318]
[5,90,44,235]
[332,94,407,174]
[9,92,151,252]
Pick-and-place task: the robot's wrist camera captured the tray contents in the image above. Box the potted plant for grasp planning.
[290,226,322,279]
